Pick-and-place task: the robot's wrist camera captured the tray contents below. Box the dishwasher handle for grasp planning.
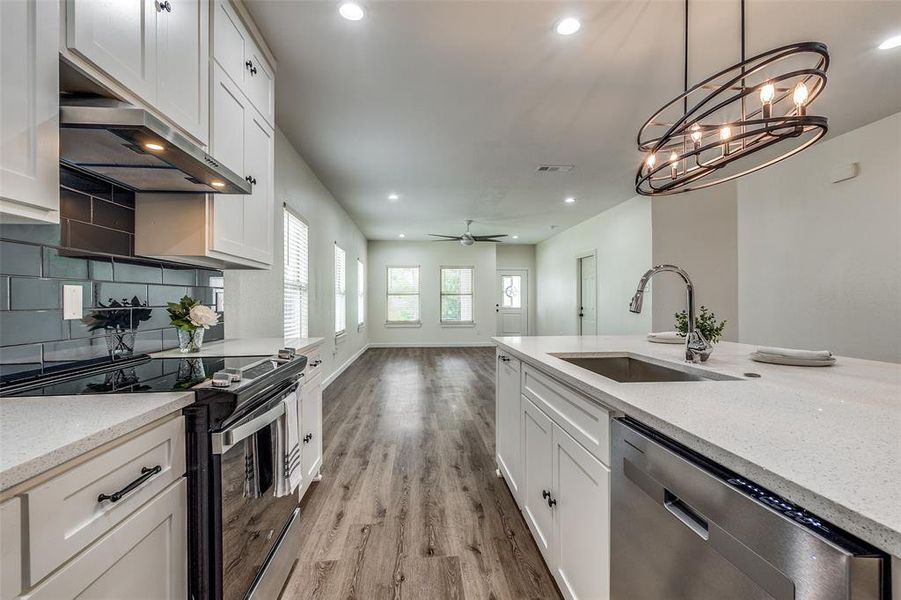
[664,490,709,540]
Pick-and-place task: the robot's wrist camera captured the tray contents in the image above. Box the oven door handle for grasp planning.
[212,401,286,454]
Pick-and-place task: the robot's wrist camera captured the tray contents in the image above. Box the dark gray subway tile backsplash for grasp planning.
[0,166,225,376]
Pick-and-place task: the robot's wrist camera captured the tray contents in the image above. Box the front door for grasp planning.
[578,255,597,335]
[496,270,528,336]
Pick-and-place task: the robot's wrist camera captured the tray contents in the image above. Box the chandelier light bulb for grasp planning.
[690,123,702,147]
[760,83,775,119]
[669,151,679,163]
[793,82,809,115]
[720,126,732,156]
[669,151,679,179]
[646,154,657,169]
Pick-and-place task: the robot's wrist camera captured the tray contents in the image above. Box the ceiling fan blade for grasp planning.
[428,234,463,239]
[473,234,508,240]
[474,238,504,242]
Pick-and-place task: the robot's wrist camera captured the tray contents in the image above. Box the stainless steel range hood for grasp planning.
[59,98,250,194]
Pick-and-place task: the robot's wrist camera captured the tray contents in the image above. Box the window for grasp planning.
[284,209,309,339]
[440,267,474,324]
[501,274,522,308]
[335,244,346,336]
[357,258,365,327]
[386,266,420,323]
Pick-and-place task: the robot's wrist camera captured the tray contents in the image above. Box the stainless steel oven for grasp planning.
[184,353,307,600]
[212,386,302,600]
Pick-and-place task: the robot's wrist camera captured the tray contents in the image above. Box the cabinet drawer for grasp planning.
[21,479,187,600]
[25,416,185,584]
[522,365,610,465]
[303,349,322,381]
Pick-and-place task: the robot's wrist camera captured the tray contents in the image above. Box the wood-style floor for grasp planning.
[281,347,562,600]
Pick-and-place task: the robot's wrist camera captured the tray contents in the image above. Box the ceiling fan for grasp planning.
[429,220,507,246]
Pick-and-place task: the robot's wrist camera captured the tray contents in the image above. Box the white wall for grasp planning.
[496,244,537,336]
[651,183,739,340]
[225,130,369,382]
[367,241,496,346]
[535,196,653,336]
[737,112,901,362]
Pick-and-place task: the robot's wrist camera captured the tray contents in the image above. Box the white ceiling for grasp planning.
[244,0,901,243]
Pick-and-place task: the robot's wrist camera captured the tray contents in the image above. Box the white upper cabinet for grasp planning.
[212,0,275,127]
[66,0,208,143]
[157,0,210,143]
[0,0,60,224]
[66,0,158,103]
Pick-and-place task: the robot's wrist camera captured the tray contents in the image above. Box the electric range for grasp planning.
[1,350,310,600]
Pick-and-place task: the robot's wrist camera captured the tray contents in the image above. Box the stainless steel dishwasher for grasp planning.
[611,418,888,600]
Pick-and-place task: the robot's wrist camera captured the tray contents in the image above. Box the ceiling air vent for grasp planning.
[536,164,574,173]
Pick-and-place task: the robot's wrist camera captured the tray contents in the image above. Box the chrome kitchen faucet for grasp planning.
[629,264,712,363]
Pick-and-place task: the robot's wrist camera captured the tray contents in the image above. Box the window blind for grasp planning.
[335,244,346,335]
[284,209,309,339]
[357,258,365,326]
[386,266,420,323]
[440,267,474,323]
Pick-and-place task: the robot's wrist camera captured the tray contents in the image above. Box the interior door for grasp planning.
[578,255,597,335]
[496,270,527,336]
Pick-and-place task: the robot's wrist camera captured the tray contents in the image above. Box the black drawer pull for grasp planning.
[303,433,313,444]
[98,466,162,503]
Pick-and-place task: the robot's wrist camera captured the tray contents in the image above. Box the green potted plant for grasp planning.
[167,295,220,353]
[674,306,727,361]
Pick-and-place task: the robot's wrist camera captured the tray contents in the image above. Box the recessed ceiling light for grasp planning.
[211,181,225,188]
[878,35,901,50]
[339,2,364,21]
[564,197,576,204]
[144,143,164,151]
[555,17,581,36]
[388,193,399,201]
[512,235,519,239]
[398,233,405,239]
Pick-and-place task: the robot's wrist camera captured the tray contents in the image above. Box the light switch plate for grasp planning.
[63,285,83,320]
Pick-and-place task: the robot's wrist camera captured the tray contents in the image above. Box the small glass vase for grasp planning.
[106,328,136,360]
[177,328,205,353]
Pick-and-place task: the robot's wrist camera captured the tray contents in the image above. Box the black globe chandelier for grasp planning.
[635,0,829,196]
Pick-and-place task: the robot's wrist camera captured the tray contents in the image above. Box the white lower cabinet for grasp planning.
[495,350,522,504]
[20,479,187,600]
[553,422,611,600]
[300,370,323,488]
[497,354,611,600]
[522,397,554,560]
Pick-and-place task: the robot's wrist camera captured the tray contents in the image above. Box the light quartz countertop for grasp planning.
[0,392,194,492]
[150,336,324,359]
[492,335,901,556]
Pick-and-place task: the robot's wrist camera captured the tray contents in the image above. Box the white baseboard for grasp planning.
[367,342,496,348]
[322,343,370,389]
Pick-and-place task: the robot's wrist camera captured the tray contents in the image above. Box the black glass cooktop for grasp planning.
[0,355,267,398]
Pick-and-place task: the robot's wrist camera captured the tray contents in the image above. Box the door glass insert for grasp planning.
[502,275,522,308]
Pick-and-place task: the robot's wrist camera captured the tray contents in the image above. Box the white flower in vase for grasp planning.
[189,304,220,329]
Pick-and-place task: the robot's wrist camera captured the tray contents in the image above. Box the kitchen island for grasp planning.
[493,334,900,598]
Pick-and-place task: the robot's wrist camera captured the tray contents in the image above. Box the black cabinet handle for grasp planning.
[245,60,253,71]
[303,433,313,444]
[250,66,258,76]
[547,496,557,508]
[310,360,322,367]
[157,0,171,11]
[499,355,510,362]
[98,466,162,503]
[245,175,257,185]
[542,489,551,499]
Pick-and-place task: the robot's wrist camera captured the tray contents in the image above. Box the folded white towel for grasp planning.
[648,331,683,341]
[756,346,833,360]
[275,391,302,497]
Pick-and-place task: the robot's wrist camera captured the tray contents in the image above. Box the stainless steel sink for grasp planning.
[550,354,739,383]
